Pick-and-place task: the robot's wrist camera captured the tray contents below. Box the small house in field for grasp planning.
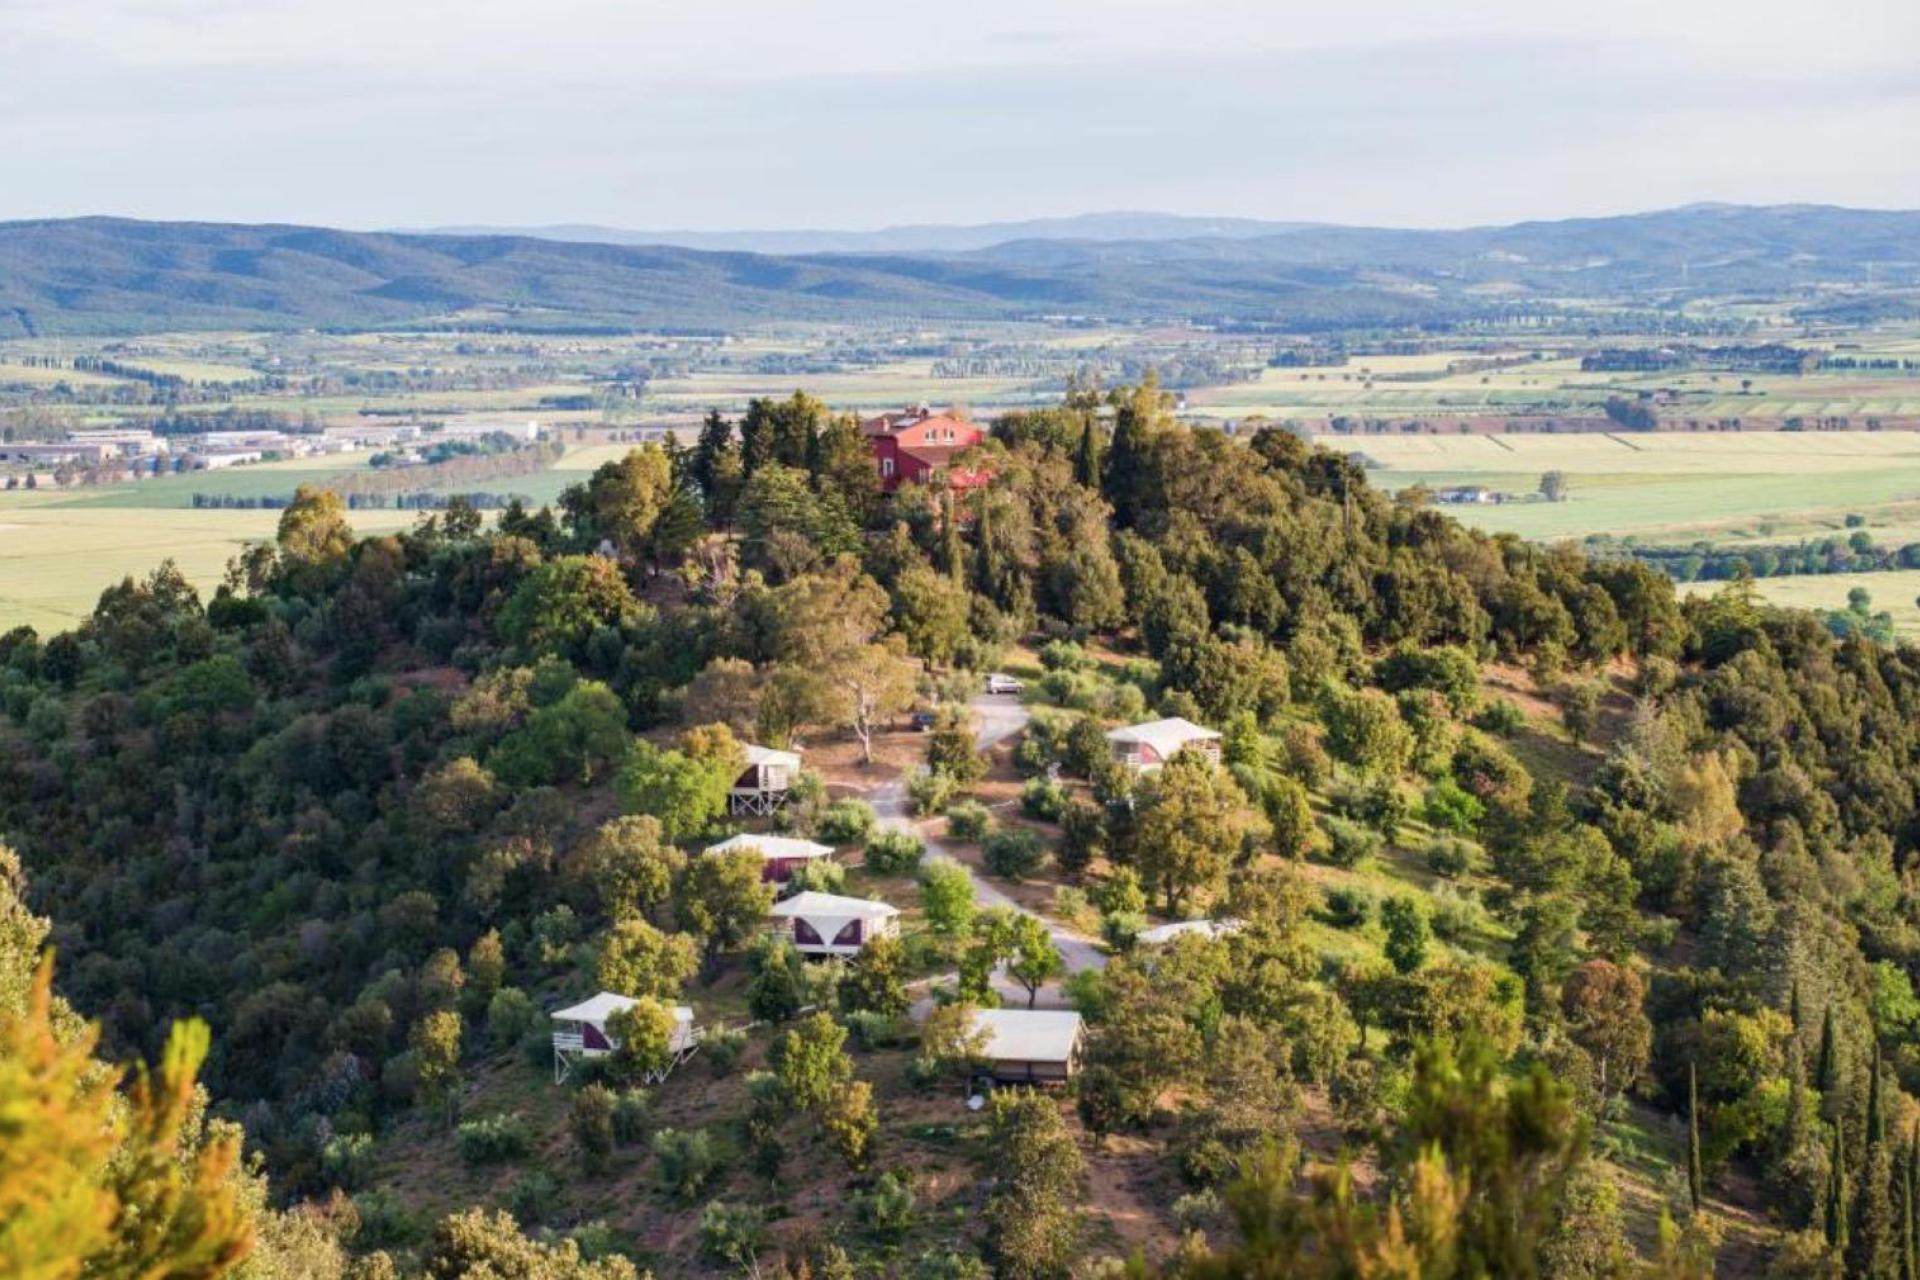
[549,991,699,1084]
[730,744,802,816]
[1105,716,1222,773]
[770,891,901,956]
[705,833,834,883]
[971,1008,1084,1085]
[1136,918,1241,947]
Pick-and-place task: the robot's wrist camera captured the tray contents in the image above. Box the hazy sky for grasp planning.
[4,0,1917,230]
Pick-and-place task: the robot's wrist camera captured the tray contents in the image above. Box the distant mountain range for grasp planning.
[1,204,1916,337]
[391,212,1327,256]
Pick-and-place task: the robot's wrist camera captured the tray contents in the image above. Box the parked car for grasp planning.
[909,709,939,732]
[985,673,1023,695]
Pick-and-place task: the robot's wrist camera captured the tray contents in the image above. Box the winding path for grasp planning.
[869,691,1106,1010]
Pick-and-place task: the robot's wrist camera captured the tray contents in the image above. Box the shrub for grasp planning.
[1280,723,1332,788]
[864,829,925,875]
[698,1200,765,1266]
[612,1088,651,1144]
[1172,1188,1223,1234]
[1040,640,1095,672]
[506,1167,561,1224]
[1322,885,1377,930]
[786,857,847,895]
[944,799,993,842]
[1057,797,1104,875]
[983,827,1046,880]
[816,798,878,844]
[486,988,537,1051]
[1381,896,1431,973]
[1092,867,1147,916]
[321,1132,376,1190]
[1320,816,1382,868]
[703,1027,747,1077]
[1330,773,1407,836]
[569,1085,616,1166]
[1021,776,1068,821]
[1428,883,1488,941]
[907,769,959,816]
[1102,911,1145,950]
[652,1127,720,1200]
[1423,835,1481,879]
[1472,698,1527,737]
[858,1171,917,1239]
[1422,778,1485,834]
[352,1190,422,1249]
[455,1112,532,1165]
[845,1009,907,1052]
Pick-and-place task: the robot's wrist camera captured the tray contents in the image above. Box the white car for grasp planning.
[985,673,1023,695]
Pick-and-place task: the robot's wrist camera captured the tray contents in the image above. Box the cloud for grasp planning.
[0,0,1915,228]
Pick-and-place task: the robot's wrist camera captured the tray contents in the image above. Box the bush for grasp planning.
[352,1190,422,1249]
[786,858,847,895]
[703,1027,747,1077]
[816,798,877,844]
[1102,911,1145,950]
[612,1088,651,1144]
[486,988,537,1051]
[864,829,925,876]
[652,1127,720,1200]
[1472,698,1527,737]
[1422,778,1485,834]
[1021,776,1068,822]
[845,1009,907,1052]
[1040,640,1095,672]
[506,1167,561,1224]
[858,1171,917,1238]
[1321,885,1377,930]
[1329,773,1407,836]
[698,1200,764,1267]
[944,799,992,842]
[1428,883,1488,941]
[455,1112,532,1165]
[1422,835,1480,879]
[321,1133,376,1191]
[907,769,959,816]
[1320,816,1382,868]
[569,1085,616,1166]
[1280,724,1332,788]
[983,827,1046,880]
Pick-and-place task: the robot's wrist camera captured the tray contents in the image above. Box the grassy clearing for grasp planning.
[0,506,412,632]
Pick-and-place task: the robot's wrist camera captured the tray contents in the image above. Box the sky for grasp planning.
[3,0,1918,232]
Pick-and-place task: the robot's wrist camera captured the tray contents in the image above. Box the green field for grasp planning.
[1681,569,1920,636]
[1330,432,1920,541]
[0,504,414,632]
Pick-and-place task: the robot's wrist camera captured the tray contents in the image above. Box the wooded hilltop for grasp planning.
[3,381,1916,1279]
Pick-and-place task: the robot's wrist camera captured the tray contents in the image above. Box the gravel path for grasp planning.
[867,691,1106,1010]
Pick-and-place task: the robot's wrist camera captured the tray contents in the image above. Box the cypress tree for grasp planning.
[1818,1005,1838,1093]
[1831,1121,1851,1255]
[940,491,963,581]
[1688,1060,1704,1214]
[1871,1053,1886,1149]
[1791,979,1803,1032]
[1903,1131,1916,1280]
[1909,1131,1920,1280]
[1074,416,1100,489]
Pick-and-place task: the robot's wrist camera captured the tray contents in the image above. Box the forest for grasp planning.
[4,381,1920,1278]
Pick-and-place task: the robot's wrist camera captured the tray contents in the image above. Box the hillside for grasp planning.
[2,203,1917,337]
[3,385,1915,1277]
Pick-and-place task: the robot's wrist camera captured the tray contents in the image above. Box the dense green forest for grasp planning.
[6,382,1920,1277]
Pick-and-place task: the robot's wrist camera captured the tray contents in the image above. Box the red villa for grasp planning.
[863,405,992,493]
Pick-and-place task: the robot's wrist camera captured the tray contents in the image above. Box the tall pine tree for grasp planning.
[1818,1004,1838,1094]
[1687,1060,1703,1214]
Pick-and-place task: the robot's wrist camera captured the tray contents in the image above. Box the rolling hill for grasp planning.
[1,204,1916,337]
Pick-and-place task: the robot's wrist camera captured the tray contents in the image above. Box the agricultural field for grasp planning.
[1331,431,1920,542]
[0,497,414,632]
[1680,569,1920,636]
